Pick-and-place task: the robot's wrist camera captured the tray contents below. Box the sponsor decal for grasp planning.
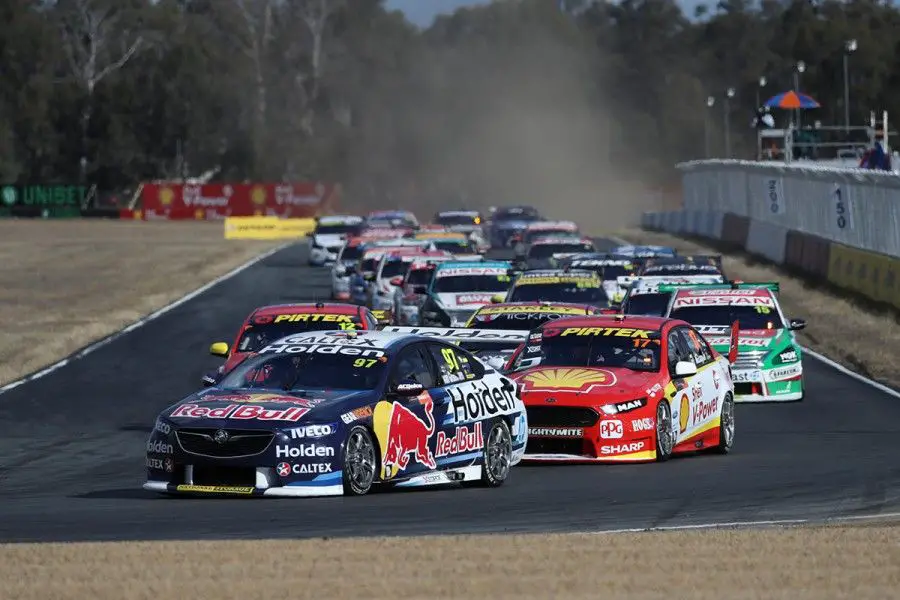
[436,267,508,277]
[609,398,647,414]
[713,369,721,390]
[679,393,689,433]
[341,405,374,424]
[276,462,333,476]
[692,397,718,425]
[456,293,495,305]
[384,327,526,341]
[688,289,760,296]
[599,420,624,439]
[528,427,583,437]
[767,364,803,380]
[171,404,309,422]
[164,457,174,472]
[154,419,171,435]
[779,349,798,363]
[175,485,255,494]
[731,370,760,383]
[270,313,356,324]
[147,440,173,454]
[600,441,646,455]
[522,368,616,392]
[673,296,774,308]
[435,422,483,457]
[447,379,517,422]
[288,424,335,439]
[276,444,335,458]
[646,383,663,398]
[526,345,540,353]
[146,457,165,470]
[559,327,653,338]
[373,395,436,479]
[632,417,654,432]
[257,343,385,358]
[706,336,770,348]
[477,305,587,316]
[516,276,600,286]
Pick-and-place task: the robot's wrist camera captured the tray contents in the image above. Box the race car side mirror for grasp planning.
[392,379,424,397]
[491,294,505,303]
[201,372,218,387]
[389,276,403,286]
[209,342,229,357]
[788,318,806,331]
[674,361,697,378]
[364,272,376,281]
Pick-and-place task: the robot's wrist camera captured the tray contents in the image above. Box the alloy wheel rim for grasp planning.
[346,430,376,490]
[486,425,511,480]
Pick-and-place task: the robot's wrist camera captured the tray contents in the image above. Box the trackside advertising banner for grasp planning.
[138,182,340,220]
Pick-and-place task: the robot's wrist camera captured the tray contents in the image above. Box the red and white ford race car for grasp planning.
[505,314,737,462]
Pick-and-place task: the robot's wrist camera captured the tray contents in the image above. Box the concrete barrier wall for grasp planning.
[642,161,900,309]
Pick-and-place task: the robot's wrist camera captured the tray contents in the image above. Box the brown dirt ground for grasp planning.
[0,220,282,386]
[1,524,897,600]
[618,228,900,390]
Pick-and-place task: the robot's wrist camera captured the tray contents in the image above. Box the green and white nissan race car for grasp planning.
[661,282,807,402]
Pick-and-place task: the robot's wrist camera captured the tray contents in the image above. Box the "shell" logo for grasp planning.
[159,187,174,206]
[522,368,616,393]
[679,393,690,433]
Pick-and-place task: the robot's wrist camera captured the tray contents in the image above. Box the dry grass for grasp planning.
[619,228,900,390]
[1,524,897,599]
[0,220,282,386]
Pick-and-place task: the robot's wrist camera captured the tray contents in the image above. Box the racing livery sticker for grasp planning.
[522,368,617,393]
[373,394,436,480]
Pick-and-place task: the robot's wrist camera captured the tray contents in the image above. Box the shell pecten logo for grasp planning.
[159,186,175,206]
[522,368,616,393]
[251,185,267,206]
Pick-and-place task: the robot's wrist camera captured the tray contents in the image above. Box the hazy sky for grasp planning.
[384,0,492,27]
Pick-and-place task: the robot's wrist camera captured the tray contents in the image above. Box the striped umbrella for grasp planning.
[764,91,820,109]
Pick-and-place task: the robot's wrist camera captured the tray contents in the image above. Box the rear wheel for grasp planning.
[471,419,512,487]
[714,393,735,454]
[342,426,378,495]
[655,400,674,461]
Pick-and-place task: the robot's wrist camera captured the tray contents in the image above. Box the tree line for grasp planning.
[2,0,898,214]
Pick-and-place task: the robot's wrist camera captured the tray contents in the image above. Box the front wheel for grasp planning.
[342,426,378,495]
[714,393,735,454]
[655,399,674,461]
[470,419,512,487]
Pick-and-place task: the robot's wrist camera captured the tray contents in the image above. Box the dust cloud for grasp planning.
[346,6,661,231]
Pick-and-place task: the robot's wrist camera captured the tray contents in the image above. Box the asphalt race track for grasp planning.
[0,239,899,542]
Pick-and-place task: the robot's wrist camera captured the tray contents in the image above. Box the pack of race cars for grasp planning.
[144,207,807,499]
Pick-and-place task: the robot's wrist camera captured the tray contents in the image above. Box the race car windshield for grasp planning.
[643,266,721,277]
[470,312,574,331]
[220,351,385,391]
[338,245,363,261]
[434,240,475,254]
[360,258,379,272]
[436,215,478,226]
[315,223,362,235]
[528,243,594,259]
[380,260,411,279]
[406,268,434,285]
[433,275,510,293]
[599,265,631,279]
[524,231,577,244]
[237,320,362,352]
[538,332,660,372]
[668,304,784,329]
[509,283,606,305]
[495,207,539,220]
[624,293,671,316]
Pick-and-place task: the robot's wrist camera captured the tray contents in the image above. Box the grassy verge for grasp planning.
[617,228,900,390]
[2,524,896,599]
[0,220,283,386]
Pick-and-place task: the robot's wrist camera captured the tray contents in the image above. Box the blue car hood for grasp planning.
[163,388,376,430]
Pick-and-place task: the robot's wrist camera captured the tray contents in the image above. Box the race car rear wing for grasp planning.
[381,326,529,344]
[657,281,779,294]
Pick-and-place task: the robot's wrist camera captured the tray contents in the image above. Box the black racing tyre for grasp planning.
[342,426,379,496]
[465,419,513,488]
[655,399,675,462]
[714,393,735,454]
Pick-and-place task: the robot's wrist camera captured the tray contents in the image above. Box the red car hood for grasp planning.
[222,352,254,375]
[510,366,660,406]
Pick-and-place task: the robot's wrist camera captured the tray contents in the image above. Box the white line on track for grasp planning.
[0,242,291,396]
[584,511,900,534]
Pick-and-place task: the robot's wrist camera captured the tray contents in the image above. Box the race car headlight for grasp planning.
[773,348,800,364]
[599,397,647,415]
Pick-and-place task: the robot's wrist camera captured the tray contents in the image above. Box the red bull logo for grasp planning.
[373,395,436,479]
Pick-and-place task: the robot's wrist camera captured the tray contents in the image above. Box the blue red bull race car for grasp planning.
[144,330,527,497]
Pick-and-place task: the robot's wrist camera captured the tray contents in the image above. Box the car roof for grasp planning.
[529,236,593,245]
[537,314,671,331]
[251,303,360,318]
[436,260,509,270]
[672,287,773,299]
[437,210,480,216]
[526,220,577,229]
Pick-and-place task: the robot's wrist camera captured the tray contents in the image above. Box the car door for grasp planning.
[375,344,441,481]
[665,327,703,446]
[672,326,720,441]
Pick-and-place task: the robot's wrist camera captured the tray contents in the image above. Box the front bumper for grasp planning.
[144,477,343,497]
[730,365,803,402]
